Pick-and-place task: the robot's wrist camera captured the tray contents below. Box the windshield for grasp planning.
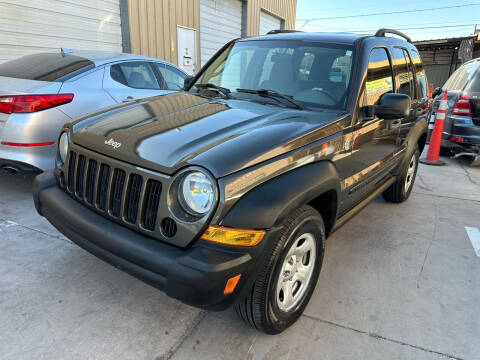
[192,40,355,110]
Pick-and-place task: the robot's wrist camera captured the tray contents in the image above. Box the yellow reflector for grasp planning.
[200,225,265,246]
[224,274,241,294]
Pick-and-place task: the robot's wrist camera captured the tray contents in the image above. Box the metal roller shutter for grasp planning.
[0,0,122,63]
[259,10,283,35]
[200,0,242,66]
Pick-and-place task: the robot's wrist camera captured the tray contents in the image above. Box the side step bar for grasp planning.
[332,176,396,233]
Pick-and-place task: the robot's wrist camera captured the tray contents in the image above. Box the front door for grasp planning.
[344,47,402,207]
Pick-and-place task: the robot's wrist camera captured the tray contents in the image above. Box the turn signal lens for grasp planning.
[224,274,241,295]
[200,225,265,247]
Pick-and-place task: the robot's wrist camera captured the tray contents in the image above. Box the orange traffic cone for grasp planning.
[420,90,448,166]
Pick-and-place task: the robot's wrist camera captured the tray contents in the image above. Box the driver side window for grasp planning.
[365,48,393,105]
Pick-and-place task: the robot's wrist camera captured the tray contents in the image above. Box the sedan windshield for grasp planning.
[192,40,354,110]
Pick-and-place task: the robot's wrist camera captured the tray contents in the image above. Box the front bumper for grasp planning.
[33,171,273,310]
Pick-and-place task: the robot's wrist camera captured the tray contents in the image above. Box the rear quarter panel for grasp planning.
[58,67,116,119]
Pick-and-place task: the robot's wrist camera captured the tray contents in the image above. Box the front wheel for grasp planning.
[383,147,419,203]
[235,205,325,334]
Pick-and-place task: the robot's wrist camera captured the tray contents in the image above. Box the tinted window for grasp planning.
[0,53,94,82]
[194,40,354,110]
[110,62,160,89]
[392,47,414,98]
[410,49,427,98]
[155,63,186,90]
[365,48,393,105]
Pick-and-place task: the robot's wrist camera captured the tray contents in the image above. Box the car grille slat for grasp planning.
[75,155,86,197]
[110,169,126,217]
[97,164,111,211]
[85,160,97,204]
[142,180,162,231]
[67,151,77,192]
[64,150,166,238]
[125,174,143,224]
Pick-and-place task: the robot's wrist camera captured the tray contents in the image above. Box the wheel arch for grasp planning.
[220,161,341,233]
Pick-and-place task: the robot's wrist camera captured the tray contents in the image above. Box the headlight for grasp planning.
[179,171,215,215]
[58,132,68,164]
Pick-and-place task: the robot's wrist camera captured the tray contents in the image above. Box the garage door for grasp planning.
[259,10,283,35]
[0,0,122,63]
[200,0,242,66]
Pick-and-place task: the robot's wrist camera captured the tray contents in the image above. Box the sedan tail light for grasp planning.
[0,94,74,114]
[451,94,471,116]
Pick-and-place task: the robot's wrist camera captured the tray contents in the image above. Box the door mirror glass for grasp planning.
[432,86,442,98]
[363,93,411,120]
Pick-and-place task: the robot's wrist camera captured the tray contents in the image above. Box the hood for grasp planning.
[71,92,344,177]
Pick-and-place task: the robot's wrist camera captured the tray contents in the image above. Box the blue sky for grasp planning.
[295,0,480,41]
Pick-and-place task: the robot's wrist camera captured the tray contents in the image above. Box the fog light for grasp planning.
[200,225,265,246]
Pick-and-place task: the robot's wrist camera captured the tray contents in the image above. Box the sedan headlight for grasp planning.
[58,132,68,165]
[179,171,215,215]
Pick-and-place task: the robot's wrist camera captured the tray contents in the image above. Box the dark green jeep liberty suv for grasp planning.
[34,29,428,333]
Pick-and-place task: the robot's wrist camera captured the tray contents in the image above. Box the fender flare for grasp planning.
[220,161,341,230]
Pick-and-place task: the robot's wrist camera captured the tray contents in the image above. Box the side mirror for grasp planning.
[432,87,442,98]
[362,93,411,120]
[183,75,194,90]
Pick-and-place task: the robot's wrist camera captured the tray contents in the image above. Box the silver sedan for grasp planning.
[0,49,187,173]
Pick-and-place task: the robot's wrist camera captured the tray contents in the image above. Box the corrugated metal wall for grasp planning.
[419,48,459,88]
[128,0,201,69]
[127,0,296,71]
[0,0,122,63]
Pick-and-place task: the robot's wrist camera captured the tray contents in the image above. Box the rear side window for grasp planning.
[392,47,415,98]
[365,48,393,105]
[410,49,427,98]
[110,62,160,89]
[0,53,94,82]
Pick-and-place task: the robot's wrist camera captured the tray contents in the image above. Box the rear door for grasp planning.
[346,47,401,205]
[392,47,428,144]
[103,61,168,103]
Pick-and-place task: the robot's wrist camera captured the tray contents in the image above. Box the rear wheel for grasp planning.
[383,147,419,203]
[235,205,325,334]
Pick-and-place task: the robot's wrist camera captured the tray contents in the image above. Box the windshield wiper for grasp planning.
[236,88,304,110]
[195,83,231,98]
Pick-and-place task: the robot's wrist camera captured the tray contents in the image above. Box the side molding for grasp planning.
[220,161,340,229]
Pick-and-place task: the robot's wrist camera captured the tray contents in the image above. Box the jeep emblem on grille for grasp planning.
[104,138,122,149]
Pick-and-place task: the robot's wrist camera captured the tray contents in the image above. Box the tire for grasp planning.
[382,147,419,203]
[235,205,325,334]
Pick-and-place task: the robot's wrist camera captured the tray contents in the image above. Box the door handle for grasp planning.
[122,96,134,102]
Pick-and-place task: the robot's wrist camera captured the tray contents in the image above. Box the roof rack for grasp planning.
[375,29,411,43]
[266,29,302,35]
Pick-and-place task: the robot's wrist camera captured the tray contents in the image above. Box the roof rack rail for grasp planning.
[266,29,302,35]
[375,28,411,43]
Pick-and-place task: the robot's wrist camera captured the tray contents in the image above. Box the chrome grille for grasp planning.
[64,149,165,237]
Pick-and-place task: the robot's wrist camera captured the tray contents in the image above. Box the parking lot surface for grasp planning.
[1,155,479,360]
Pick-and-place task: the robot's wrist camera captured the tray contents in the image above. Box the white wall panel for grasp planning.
[259,10,282,35]
[200,0,242,66]
[0,0,122,63]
